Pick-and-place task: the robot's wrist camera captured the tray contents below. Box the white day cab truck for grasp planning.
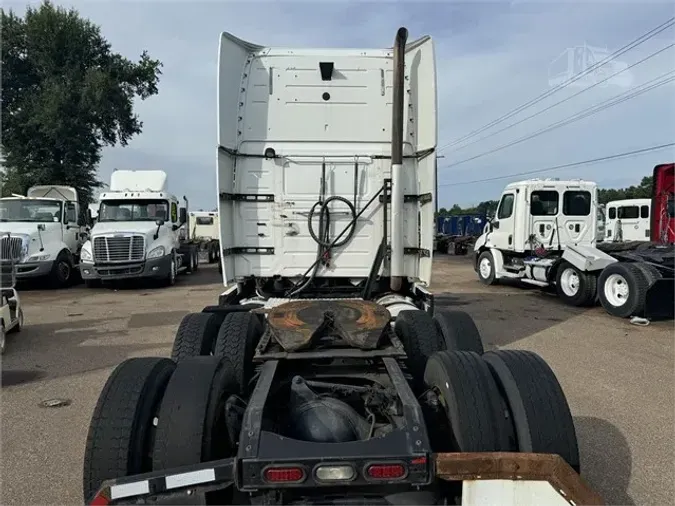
[474,170,674,320]
[603,198,651,242]
[79,170,200,288]
[0,185,87,288]
[188,210,221,264]
[83,28,603,506]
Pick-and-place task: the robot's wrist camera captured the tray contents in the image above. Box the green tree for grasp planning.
[1,1,162,215]
[597,175,653,204]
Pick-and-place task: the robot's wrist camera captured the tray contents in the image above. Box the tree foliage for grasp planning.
[0,1,162,213]
[438,200,499,218]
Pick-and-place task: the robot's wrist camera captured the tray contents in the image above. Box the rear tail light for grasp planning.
[315,464,356,482]
[263,466,306,483]
[365,463,407,480]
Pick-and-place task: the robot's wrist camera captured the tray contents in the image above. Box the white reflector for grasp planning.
[315,464,356,482]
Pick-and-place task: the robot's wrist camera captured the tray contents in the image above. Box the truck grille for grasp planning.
[0,236,23,261]
[93,236,145,262]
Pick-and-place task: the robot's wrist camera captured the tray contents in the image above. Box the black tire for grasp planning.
[83,357,176,503]
[434,310,484,354]
[171,312,222,362]
[597,263,649,318]
[632,262,662,286]
[394,310,443,386]
[555,261,597,307]
[163,253,177,287]
[476,250,497,285]
[49,251,73,288]
[7,307,23,335]
[424,350,511,452]
[482,350,580,472]
[208,249,215,264]
[213,312,263,395]
[192,249,200,271]
[152,356,239,471]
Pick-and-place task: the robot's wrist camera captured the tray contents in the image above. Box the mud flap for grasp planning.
[644,278,675,319]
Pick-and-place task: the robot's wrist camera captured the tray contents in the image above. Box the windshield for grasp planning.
[0,199,63,222]
[98,199,169,222]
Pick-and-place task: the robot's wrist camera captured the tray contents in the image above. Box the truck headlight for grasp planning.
[80,248,93,261]
[27,253,51,262]
[147,246,165,259]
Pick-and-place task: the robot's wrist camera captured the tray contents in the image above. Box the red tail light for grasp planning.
[263,466,306,483]
[89,493,110,506]
[365,463,407,480]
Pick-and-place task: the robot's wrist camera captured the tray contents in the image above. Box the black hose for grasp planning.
[308,196,357,248]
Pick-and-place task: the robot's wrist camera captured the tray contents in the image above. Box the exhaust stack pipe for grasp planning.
[389,27,408,292]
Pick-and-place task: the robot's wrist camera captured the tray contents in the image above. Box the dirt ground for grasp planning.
[1,257,673,505]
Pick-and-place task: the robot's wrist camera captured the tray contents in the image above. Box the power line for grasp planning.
[439,70,675,170]
[447,43,675,154]
[438,143,675,187]
[437,17,675,151]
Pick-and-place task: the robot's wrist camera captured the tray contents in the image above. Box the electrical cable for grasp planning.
[438,143,675,187]
[439,71,675,170]
[447,43,675,154]
[437,17,675,151]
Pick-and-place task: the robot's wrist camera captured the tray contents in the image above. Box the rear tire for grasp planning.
[477,250,497,285]
[152,356,239,471]
[482,350,580,472]
[394,310,443,387]
[82,357,176,503]
[424,350,512,452]
[171,312,222,362]
[597,263,648,318]
[213,312,263,395]
[555,261,597,307]
[434,310,484,354]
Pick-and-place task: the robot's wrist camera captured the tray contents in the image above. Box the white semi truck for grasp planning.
[604,198,651,242]
[0,185,87,287]
[79,170,199,287]
[83,27,602,506]
[474,177,673,319]
[188,210,220,264]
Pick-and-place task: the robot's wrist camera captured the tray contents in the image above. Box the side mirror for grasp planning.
[172,224,180,231]
[79,232,89,240]
[179,207,187,225]
[156,218,165,227]
[491,221,500,229]
[37,224,46,231]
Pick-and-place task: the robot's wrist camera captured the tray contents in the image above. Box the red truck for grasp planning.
[650,163,674,244]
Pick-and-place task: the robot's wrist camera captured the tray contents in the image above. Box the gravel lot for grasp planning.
[1,257,672,505]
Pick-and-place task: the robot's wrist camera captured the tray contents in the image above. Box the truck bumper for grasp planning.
[14,261,54,279]
[80,255,172,281]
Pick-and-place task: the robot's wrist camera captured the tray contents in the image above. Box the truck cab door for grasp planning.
[64,202,81,252]
[489,192,517,250]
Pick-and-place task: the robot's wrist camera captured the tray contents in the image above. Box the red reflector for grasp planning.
[366,463,406,479]
[89,493,109,506]
[264,466,305,483]
[411,456,427,465]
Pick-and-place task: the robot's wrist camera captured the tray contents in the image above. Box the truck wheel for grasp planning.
[477,250,497,285]
[49,251,73,288]
[163,254,177,287]
[434,310,484,354]
[395,310,444,388]
[555,261,597,307]
[152,356,239,471]
[82,357,176,503]
[424,350,512,452]
[191,249,200,272]
[171,312,221,362]
[597,263,648,318]
[213,312,263,395]
[482,350,580,473]
[7,308,23,334]
[0,323,6,355]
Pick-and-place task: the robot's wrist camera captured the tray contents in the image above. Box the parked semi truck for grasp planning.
[604,198,651,242]
[80,170,199,287]
[474,166,674,319]
[435,214,486,255]
[0,185,87,287]
[83,27,602,506]
[188,210,220,263]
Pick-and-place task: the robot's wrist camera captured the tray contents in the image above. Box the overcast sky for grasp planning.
[7,0,675,209]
